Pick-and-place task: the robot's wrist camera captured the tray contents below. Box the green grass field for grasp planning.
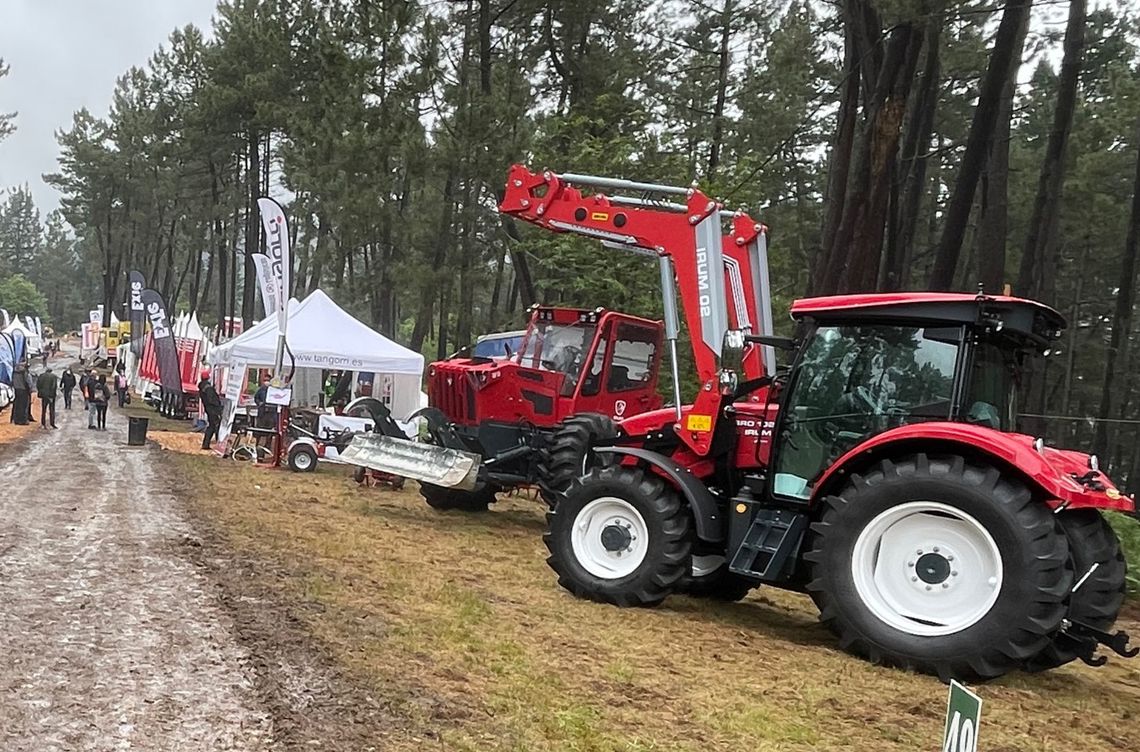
[165,445,1140,752]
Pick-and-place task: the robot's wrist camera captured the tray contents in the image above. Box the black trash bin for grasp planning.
[127,416,149,446]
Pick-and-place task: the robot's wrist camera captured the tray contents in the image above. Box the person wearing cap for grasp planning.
[198,369,223,451]
[35,365,59,429]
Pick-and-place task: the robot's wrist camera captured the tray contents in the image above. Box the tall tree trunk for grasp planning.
[1016,0,1087,302]
[815,15,860,292]
[884,21,940,291]
[242,131,261,326]
[707,0,734,181]
[928,0,1032,291]
[976,11,1030,293]
[1092,129,1140,457]
[410,174,456,353]
[819,22,921,294]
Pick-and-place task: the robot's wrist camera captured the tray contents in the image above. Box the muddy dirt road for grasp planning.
[0,406,272,750]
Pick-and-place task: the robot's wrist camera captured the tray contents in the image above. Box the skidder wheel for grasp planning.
[419,482,496,512]
[678,555,755,602]
[1024,509,1126,672]
[805,454,1071,681]
[287,443,319,473]
[538,413,618,507]
[544,465,691,607]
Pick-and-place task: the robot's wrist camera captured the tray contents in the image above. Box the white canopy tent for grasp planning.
[208,289,424,418]
[3,319,42,356]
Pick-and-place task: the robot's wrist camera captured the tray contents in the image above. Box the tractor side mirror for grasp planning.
[720,329,747,373]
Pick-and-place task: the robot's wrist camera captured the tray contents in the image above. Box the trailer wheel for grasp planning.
[1024,509,1126,671]
[544,465,691,607]
[419,482,496,512]
[539,413,617,507]
[805,454,1071,681]
[678,555,756,602]
[287,443,319,473]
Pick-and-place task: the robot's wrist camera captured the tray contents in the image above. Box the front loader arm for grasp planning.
[499,164,773,456]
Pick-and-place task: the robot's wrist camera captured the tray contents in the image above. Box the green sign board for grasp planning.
[943,680,982,752]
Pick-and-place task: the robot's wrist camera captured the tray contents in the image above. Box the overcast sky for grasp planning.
[0,0,218,214]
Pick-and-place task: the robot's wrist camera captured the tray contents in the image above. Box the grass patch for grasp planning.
[168,450,1140,751]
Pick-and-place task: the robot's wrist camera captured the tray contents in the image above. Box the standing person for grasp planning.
[254,372,277,448]
[86,371,99,429]
[91,374,110,431]
[60,368,76,409]
[198,369,223,451]
[10,362,32,426]
[35,365,59,429]
[114,364,129,407]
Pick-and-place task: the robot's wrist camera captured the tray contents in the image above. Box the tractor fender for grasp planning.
[594,446,725,543]
[289,436,319,452]
[811,422,1135,513]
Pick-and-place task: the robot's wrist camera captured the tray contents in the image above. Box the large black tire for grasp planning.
[545,465,691,607]
[419,482,496,512]
[1024,509,1127,671]
[678,558,756,602]
[538,413,618,507]
[805,454,1071,681]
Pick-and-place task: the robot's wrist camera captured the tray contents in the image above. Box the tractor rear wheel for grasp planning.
[1023,509,1126,671]
[538,413,617,507]
[805,454,1071,681]
[545,466,691,606]
[419,482,496,512]
[678,555,756,602]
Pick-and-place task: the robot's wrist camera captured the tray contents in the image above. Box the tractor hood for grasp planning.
[815,422,1136,514]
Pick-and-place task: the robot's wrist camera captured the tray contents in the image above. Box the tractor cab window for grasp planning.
[964,338,1019,431]
[518,322,597,395]
[608,323,658,392]
[773,325,960,499]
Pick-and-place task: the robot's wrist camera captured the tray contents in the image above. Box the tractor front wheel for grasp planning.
[545,466,691,606]
[539,413,618,507]
[1024,509,1126,671]
[419,482,496,512]
[806,454,1071,681]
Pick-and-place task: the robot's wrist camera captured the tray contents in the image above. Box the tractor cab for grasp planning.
[768,292,1067,500]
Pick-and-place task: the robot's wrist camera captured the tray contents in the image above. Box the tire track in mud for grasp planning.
[0,409,272,751]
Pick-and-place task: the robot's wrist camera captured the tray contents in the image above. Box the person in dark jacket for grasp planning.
[60,369,77,409]
[198,370,224,450]
[91,374,110,430]
[36,365,59,429]
[10,362,32,426]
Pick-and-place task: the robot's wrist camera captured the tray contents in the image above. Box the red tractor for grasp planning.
[375,305,667,511]
[492,165,1137,680]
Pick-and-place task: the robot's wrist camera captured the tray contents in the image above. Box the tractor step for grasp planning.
[728,501,808,582]
[340,434,482,490]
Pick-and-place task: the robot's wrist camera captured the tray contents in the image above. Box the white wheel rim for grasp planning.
[851,501,1003,637]
[570,496,649,579]
[691,555,725,578]
[295,452,313,470]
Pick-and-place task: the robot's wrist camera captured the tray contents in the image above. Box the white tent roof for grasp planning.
[208,289,424,375]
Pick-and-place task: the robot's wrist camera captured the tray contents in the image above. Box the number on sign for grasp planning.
[943,711,976,752]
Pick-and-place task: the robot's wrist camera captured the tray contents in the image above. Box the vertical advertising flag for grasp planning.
[128,271,147,356]
[140,289,184,397]
[256,197,291,331]
[1,308,9,327]
[251,253,278,318]
[34,316,43,337]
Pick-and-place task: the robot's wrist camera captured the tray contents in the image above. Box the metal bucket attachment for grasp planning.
[340,434,481,490]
